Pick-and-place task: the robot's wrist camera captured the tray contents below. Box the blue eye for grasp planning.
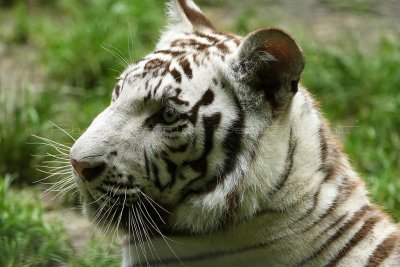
[162,108,179,124]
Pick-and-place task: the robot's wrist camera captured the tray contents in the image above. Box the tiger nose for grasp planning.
[70,158,106,182]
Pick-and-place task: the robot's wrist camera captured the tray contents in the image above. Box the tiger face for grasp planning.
[70,0,304,236]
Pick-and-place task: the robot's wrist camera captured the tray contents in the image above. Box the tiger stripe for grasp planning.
[366,233,399,267]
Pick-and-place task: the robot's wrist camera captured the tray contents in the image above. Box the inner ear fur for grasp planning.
[234,28,305,108]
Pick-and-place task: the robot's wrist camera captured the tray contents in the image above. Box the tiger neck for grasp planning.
[238,86,358,222]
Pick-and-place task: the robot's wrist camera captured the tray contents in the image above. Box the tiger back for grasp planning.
[69,0,400,266]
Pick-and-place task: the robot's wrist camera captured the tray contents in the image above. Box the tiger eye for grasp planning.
[162,108,179,124]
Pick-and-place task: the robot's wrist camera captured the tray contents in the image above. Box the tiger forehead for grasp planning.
[123,31,240,80]
[116,31,240,104]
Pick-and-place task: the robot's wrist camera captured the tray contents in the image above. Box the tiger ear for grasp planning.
[233,28,305,109]
[166,0,215,31]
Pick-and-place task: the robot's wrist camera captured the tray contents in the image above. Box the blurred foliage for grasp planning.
[34,0,165,89]
[0,83,110,184]
[10,3,29,44]
[0,176,71,266]
[321,0,376,14]
[0,86,55,184]
[0,177,120,267]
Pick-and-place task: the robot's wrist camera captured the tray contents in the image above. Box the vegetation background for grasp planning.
[0,0,399,266]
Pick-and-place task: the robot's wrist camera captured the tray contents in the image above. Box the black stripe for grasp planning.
[366,232,399,267]
[194,31,220,43]
[319,126,328,163]
[152,162,162,190]
[163,124,188,133]
[298,205,371,266]
[179,58,193,79]
[208,100,244,201]
[188,89,214,124]
[181,113,221,195]
[167,143,189,153]
[170,68,182,83]
[113,84,120,98]
[299,177,357,233]
[154,50,186,57]
[144,151,150,178]
[169,88,189,106]
[153,79,162,96]
[187,113,221,173]
[267,128,296,196]
[326,215,381,267]
[163,157,177,190]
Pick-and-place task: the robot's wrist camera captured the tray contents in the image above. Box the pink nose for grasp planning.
[70,158,106,182]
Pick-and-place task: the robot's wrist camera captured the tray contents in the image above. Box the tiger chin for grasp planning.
[69,0,400,266]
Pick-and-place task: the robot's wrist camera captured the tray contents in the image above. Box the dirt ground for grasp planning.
[1,0,399,250]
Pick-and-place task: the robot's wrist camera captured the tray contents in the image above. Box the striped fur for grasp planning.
[69,1,400,266]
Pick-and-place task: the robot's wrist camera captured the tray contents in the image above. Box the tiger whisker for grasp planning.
[137,188,171,215]
[102,44,129,69]
[32,134,72,149]
[140,202,180,243]
[89,189,120,239]
[131,206,148,267]
[29,142,71,154]
[139,201,183,265]
[44,153,70,161]
[136,206,153,267]
[104,42,131,67]
[107,67,123,74]
[37,165,72,171]
[85,193,107,206]
[115,189,128,241]
[103,43,128,62]
[136,207,156,262]
[51,185,77,200]
[137,200,162,264]
[89,198,111,236]
[89,186,121,239]
[129,208,143,267]
[37,160,70,167]
[98,199,120,246]
[45,178,75,191]
[49,121,76,141]
[36,169,71,178]
[40,178,75,188]
[43,182,76,201]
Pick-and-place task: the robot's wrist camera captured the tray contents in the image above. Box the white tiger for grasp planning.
[69,0,400,266]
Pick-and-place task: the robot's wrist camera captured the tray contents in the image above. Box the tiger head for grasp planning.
[70,0,304,237]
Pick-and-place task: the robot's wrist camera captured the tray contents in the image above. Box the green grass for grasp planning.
[34,0,165,89]
[0,176,71,267]
[0,86,55,184]
[0,83,110,184]
[0,177,120,267]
